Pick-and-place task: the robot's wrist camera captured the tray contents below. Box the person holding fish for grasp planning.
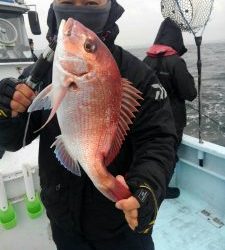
[0,0,178,249]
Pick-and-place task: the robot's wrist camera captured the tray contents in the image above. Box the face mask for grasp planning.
[53,1,111,34]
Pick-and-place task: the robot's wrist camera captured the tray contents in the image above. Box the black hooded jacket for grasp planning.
[0,2,177,240]
[143,17,197,142]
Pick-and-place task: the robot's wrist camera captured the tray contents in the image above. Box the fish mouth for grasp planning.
[58,55,89,77]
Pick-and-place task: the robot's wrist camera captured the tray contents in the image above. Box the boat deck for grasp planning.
[153,188,225,250]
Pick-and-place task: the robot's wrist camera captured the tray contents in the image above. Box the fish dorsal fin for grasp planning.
[51,135,81,176]
[104,78,143,167]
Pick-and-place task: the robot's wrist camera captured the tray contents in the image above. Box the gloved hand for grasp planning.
[133,185,158,234]
[115,176,158,234]
[0,78,35,119]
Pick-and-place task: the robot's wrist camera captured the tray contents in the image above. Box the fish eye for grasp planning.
[84,39,97,53]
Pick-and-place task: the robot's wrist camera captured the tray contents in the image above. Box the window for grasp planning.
[0,12,33,63]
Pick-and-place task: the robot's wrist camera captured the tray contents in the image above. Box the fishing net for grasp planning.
[161,0,214,35]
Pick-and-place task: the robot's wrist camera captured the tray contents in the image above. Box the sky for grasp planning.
[25,0,225,50]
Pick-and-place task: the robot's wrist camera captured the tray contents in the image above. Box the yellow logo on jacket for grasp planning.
[0,109,7,118]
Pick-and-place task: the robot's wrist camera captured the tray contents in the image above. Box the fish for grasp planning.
[28,18,143,202]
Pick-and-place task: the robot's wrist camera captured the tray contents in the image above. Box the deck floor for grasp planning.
[153,189,225,250]
[1,189,225,249]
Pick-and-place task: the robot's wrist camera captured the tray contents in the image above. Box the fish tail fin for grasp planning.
[110,177,131,202]
[94,162,131,202]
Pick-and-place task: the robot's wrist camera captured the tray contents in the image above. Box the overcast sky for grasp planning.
[25,0,225,50]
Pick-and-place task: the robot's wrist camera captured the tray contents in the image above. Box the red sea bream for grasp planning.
[28,18,143,202]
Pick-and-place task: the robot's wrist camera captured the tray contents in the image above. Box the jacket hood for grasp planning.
[153,17,187,56]
[103,0,124,30]
[99,0,124,48]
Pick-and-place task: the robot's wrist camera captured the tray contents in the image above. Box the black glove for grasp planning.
[131,184,158,234]
[0,78,18,119]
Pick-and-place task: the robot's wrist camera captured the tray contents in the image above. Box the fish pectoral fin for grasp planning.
[28,84,53,112]
[51,135,81,176]
[29,84,68,132]
[104,79,143,167]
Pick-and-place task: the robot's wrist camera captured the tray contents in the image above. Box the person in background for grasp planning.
[143,17,197,199]
[0,1,177,249]
[28,38,38,62]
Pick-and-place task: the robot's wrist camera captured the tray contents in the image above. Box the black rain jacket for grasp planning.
[0,2,177,240]
[143,17,197,143]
